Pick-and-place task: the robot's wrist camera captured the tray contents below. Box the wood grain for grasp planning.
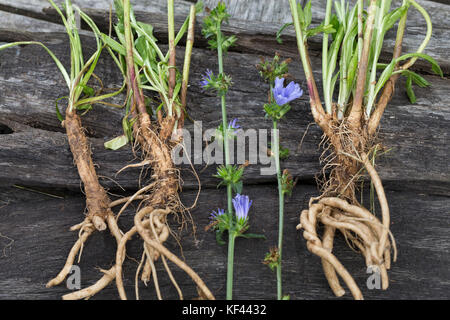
[0,0,449,300]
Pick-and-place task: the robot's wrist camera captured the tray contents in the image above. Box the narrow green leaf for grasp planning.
[215,230,226,245]
[296,3,305,27]
[397,52,443,77]
[239,233,266,240]
[400,70,430,87]
[405,74,416,104]
[137,22,156,41]
[276,22,293,44]
[383,4,408,33]
[101,33,144,66]
[232,181,243,194]
[304,0,312,27]
[55,96,68,122]
[76,104,92,111]
[74,81,126,108]
[374,60,395,97]
[305,23,335,38]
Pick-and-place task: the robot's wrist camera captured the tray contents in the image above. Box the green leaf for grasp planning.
[101,33,144,66]
[383,4,409,33]
[346,52,358,88]
[396,53,443,77]
[405,74,416,104]
[374,59,395,97]
[55,96,68,122]
[135,36,148,59]
[232,180,243,194]
[137,22,157,41]
[239,233,266,240]
[276,22,293,44]
[304,0,312,28]
[113,0,124,24]
[410,73,430,87]
[305,23,335,38]
[172,81,182,100]
[74,81,126,110]
[296,2,305,26]
[104,135,129,150]
[194,1,204,14]
[76,84,94,97]
[279,145,290,160]
[376,63,389,69]
[215,229,226,245]
[400,70,430,88]
[330,71,340,100]
[122,115,136,142]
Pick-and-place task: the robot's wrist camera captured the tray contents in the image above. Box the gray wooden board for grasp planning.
[0,33,449,193]
[1,0,449,74]
[0,184,449,300]
[0,0,449,300]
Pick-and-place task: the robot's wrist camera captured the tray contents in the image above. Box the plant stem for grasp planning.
[368,0,408,135]
[366,0,390,117]
[322,0,333,114]
[123,0,146,116]
[216,25,230,168]
[179,5,196,128]
[167,0,175,117]
[357,0,363,62]
[348,0,377,128]
[273,120,284,300]
[400,0,432,70]
[216,22,234,300]
[226,232,236,300]
[288,0,329,134]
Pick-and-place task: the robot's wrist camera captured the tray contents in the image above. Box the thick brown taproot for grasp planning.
[64,109,112,231]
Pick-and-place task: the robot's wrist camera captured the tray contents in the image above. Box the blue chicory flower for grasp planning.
[227,118,241,135]
[232,194,252,222]
[210,208,225,220]
[228,118,240,130]
[200,69,213,88]
[272,76,303,106]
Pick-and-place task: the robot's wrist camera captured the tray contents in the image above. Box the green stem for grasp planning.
[401,0,432,70]
[273,120,284,300]
[366,0,389,117]
[322,0,333,114]
[348,0,377,126]
[288,0,326,122]
[167,0,175,117]
[217,25,231,170]
[227,184,233,216]
[180,5,196,113]
[226,232,236,300]
[217,21,234,300]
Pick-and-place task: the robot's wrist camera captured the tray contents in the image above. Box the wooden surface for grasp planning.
[0,0,449,300]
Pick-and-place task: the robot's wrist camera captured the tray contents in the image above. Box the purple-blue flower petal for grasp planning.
[232,194,252,222]
[200,69,214,89]
[210,208,225,220]
[272,76,303,106]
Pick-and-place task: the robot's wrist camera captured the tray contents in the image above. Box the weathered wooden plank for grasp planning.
[0,0,449,74]
[0,11,65,33]
[0,184,448,299]
[0,33,448,193]
[0,0,448,302]
[2,0,448,25]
